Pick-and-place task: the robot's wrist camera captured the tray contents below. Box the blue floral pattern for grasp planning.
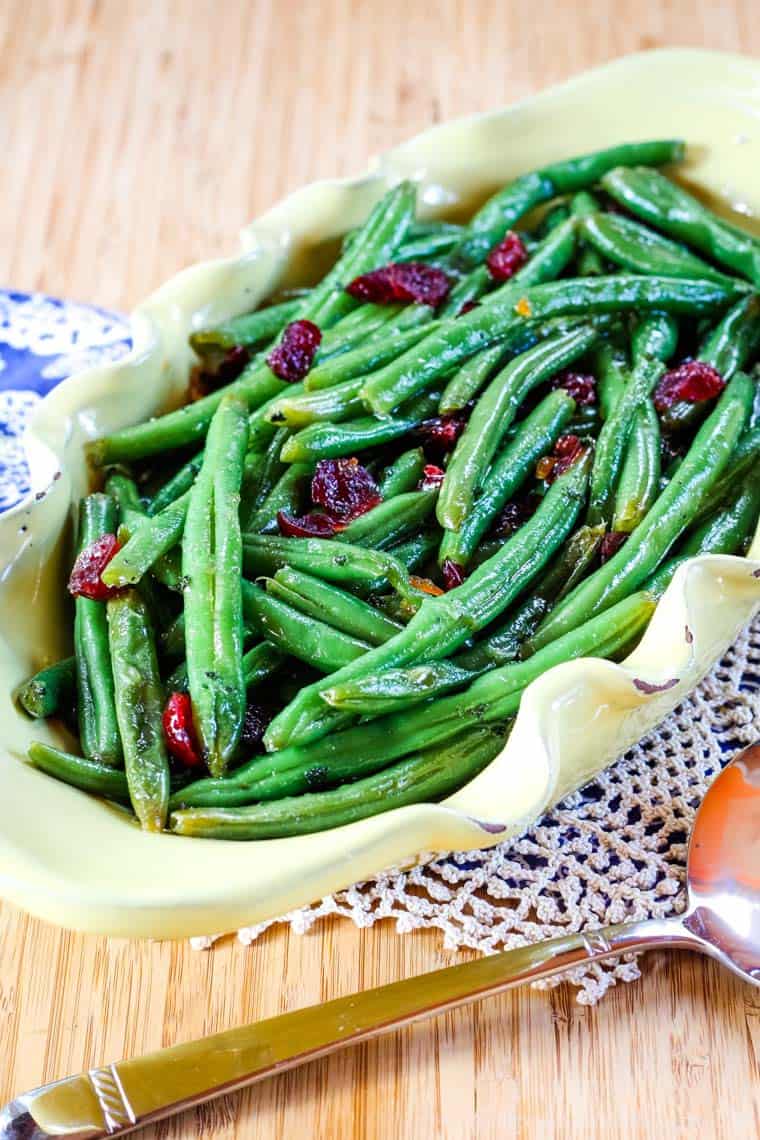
[0,289,132,512]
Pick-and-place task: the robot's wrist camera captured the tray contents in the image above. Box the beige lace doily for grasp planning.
[192,618,759,1005]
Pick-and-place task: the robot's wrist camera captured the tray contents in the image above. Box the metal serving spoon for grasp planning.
[3,742,759,1139]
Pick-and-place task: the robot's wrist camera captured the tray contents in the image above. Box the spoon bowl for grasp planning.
[683,741,760,984]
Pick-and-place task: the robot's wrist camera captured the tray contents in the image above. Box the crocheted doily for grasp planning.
[192,618,759,1004]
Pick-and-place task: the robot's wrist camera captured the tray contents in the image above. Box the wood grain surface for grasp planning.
[1,3,759,1137]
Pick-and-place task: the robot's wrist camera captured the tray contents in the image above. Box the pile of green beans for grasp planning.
[20,138,760,840]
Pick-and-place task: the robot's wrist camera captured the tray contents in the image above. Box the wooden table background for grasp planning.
[2,2,759,1137]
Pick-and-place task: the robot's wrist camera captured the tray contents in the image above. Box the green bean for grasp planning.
[452,140,684,269]
[362,275,745,416]
[243,535,413,597]
[246,463,311,534]
[190,299,302,358]
[587,313,678,527]
[438,389,576,568]
[264,454,590,751]
[688,422,760,526]
[102,491,189,588]
[601,166,760,285]
[659,294,760,433]
[104,473,144,517]
[107,589,170,829]
[253,426,289,505]
[147,455,204,515]
[182,396,248,774]
[379,449,425,498]
[28,741,131,804]
[74,495,122,767]
[239,450,270,531]
[456,523,605,672]
[280,391,440,462]
[15,657,76,719]
[529,370,753,651]
[210,396,249,771]
[88,366,284,467]
[178,589,651,811]
[268,568,402,646]
[646,475,760,597]
[581,211,735,283]
[395,230,463,263]
[320,660,477,715]
[265,377,366,429]
[570,192,605,276]
[300,320,434,394]
[595,338,628,420]
[338,488,438,550]
[437,323,599,531]
[438,344,507,415]
[244,586,371,672]
[611,400,661,533]
[170,726,504,838]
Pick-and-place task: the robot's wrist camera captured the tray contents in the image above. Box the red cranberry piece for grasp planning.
[163,692,203,768]
[419,463,445,490]
[415,412,467,452]
[345,262,451,308]
[600,531,628,564]
[536,435,587,484]
[67,534,122,601]
[458,300,480,317]
[277,511,338,538]
[311,458,381,522]
[240,703,272,752]
[494,493,540,537]
[267,320,322,382]
[441,559,466,591]
[486,231,529,282]
[552,370,597,407]
[551,434,587,481]
[653,361,726,412]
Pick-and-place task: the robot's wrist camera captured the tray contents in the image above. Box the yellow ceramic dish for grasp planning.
[1,48,759,939]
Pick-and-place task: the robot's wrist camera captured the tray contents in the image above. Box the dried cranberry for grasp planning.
[277,511,338,538]
[653,361,726,411]
[311,458,381,522]
[441,559,466,591]
[239,703,272,752]
[536,434,587,484]
[552,370,597,406]
[458,299,480,317]
[419,463,445,490]
[267,319,322,382]
[415,412,467,452]
[494,493,540,537]
[486,231,529,282]
[163,692,203,768]
[345,262,451,308]
[67,534,122,601]
[600,531,628,564]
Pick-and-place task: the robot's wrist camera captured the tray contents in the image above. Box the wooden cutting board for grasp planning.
[1,2,758,1136]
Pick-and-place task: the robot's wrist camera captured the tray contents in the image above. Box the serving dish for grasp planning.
[0,47,758,939]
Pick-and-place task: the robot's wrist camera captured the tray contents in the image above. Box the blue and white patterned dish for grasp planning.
[0,290,131,512]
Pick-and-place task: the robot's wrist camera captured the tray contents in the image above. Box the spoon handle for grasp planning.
[0,916,700,1139]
